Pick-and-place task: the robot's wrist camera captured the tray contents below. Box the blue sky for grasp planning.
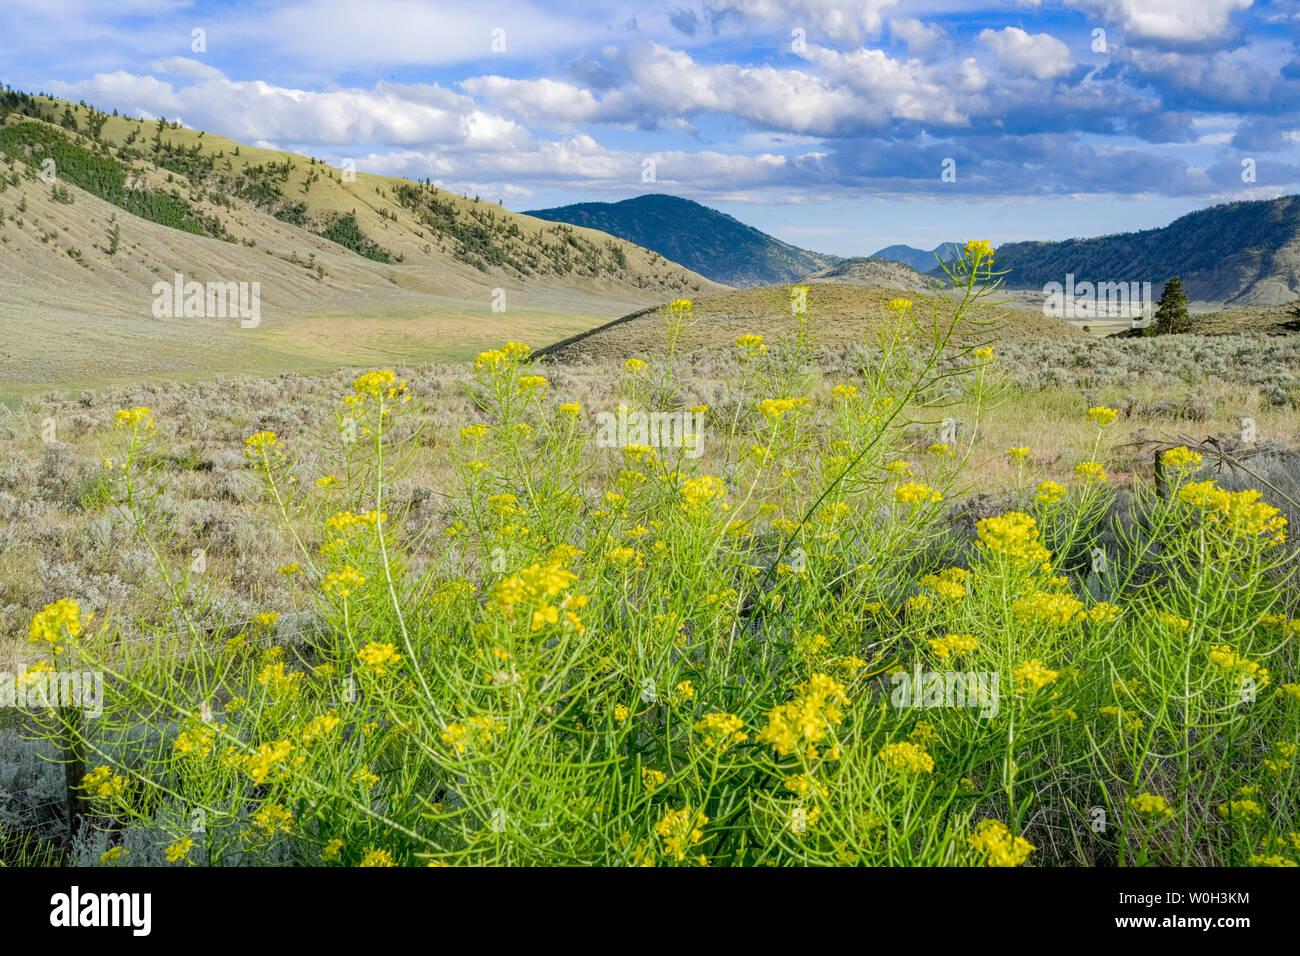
[4,0,1300,255]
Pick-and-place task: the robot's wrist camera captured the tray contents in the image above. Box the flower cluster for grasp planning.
[878,741,934,774]
[113,406,155,431]
[929,632,978,660]
[1208,644,1270,689]
[976,512,1051,568]
[655,805,708,862]
[441,716,504,756]
[1011,591,1085,627]
[81,765,127,801]
[492,556,583,632]
[1177,481,1287,546]
[969,820,1034,867]
[321,566,366,598]
[357,642,401,675]
[757,673,849,758]
[895,482,942,506]
[693,712,749,750]
[679,474,728,512]
[1012,659,1059,692]
[758,396,809,419]
[28,598,91,654]
[1128,793,1174,821]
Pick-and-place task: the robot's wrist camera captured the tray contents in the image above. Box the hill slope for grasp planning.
[524,194,840,287]
[0,90,724,396]
[798,256,933,291]
[986,195,1300,306]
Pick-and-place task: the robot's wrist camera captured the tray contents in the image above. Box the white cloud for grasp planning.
[350,134,830,198]
[706,0,901,43]
[810,46,985,123]
[1120,46,1279,105]
[459,76,623,128]
[979,27,1075,80]
[465,42,984,135]
[53,62,530,150]
[1038,0,1254,45]
[889,17,948,54]
[49,60,844,200]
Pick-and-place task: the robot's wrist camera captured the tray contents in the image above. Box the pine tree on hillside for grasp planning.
[1152,276,1191,335]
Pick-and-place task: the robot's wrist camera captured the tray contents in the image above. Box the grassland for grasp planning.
[2,252,1298,867]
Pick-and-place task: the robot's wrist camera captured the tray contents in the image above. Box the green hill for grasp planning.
[985,195,1300,306]
[524,193,840,287]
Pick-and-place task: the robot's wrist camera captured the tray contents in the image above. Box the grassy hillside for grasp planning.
[525,194,841,287]
[798,256,933,291]
[0,90,725,398]
[984,195,1300,306]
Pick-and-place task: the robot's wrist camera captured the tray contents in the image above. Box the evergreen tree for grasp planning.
[1152,276,1191,335]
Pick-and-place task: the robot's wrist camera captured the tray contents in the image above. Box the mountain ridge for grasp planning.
[525,194,841,287]
[982,196,1300,306]
[870,243,961,272]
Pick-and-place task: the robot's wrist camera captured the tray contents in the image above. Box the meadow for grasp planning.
[2,244,1299,867]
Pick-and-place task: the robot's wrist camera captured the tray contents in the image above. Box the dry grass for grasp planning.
[539,284,1089,364]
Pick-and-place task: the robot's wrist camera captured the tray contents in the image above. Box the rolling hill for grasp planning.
[797,256,932,291]
[0,90,724,397]
[524,194,840,288]
[987,195,1300,306]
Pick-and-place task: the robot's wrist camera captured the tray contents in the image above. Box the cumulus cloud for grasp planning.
[460,76,621,128]
[1064,0,1253,47]
[54,61,530,150]
[888,18,949,55]
[978,27,1075,80]
[1118,46,1289,109]
[466,42,985,134]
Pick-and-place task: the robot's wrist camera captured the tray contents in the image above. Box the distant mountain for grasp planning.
[524,194,840,287]
[870,243,960,272]
[987,196,1300,306]
[798,257,932,291]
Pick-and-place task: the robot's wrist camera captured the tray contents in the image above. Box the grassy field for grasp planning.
[3,249,1298,867]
